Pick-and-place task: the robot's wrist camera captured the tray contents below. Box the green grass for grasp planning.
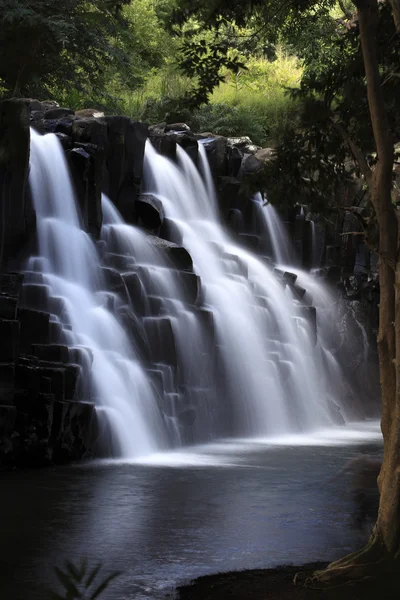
[117,49,302,146]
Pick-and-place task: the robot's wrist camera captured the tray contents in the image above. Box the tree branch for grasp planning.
[338,0,353,19]
[331,119,372,183]
[388,0,400,32]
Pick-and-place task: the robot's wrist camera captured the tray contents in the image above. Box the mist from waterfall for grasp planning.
[28,129,166,458]
[143,141,347,435]
[26,128,357,458]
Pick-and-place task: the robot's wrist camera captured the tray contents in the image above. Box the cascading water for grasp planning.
[252,194,296,266]
[142,141,347,436]
[26,126,362,458]
[27,129,167,458]
[101,197,217,444]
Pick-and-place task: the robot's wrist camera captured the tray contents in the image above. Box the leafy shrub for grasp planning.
[49,559,121,600]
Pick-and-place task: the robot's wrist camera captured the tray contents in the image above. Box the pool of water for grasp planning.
[0,421,382,599]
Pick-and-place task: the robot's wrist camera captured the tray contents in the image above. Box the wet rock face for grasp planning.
[0,99,35,270]
[0,273,97,468]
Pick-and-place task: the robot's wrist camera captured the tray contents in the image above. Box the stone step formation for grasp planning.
[0,273,97,467]
[0,98,381,466]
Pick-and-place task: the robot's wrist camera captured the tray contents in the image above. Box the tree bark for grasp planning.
[298,0,399,585]
[352,0,399,558]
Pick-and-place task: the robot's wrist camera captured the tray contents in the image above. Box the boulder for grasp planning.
[165,123,192,133]
[55,117,76,136]
[239,153,263,178]
[255,147,275,162]
[72,117,108,149]
[159,217,183,245]
[44,107,74,120]
[148,133,177,161]
[41,101,60,111]
[145,235,193,271]
[29,110,45,134]
[75,109,105,118]
[55,132,73,150]
[136,194,164,230]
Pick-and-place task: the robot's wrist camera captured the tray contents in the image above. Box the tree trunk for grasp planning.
[349,0,399,558]
[298,0,400,585]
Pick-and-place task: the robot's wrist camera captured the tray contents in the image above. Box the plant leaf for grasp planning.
[89,572,122,600]
[54,567,80,597]
[65,561,81,582]
[78,557,88,583]
[84,563,102,589]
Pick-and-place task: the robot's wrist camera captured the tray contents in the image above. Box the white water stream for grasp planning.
[26,129,359,457]
[28,129,166,458]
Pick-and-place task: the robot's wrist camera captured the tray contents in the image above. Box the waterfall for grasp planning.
[143,141,347,436]
[28,129,167,458]
[26,128,357,458]
[309,219,319,268]
[101,197,217,444]
[252,194,295,266]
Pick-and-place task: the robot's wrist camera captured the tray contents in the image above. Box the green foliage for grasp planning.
[48,558,121,600]
[0,0,130,99]
[172,0,399,211]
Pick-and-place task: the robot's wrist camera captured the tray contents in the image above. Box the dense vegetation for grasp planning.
[2,0,400,592]
[0,0,302,145]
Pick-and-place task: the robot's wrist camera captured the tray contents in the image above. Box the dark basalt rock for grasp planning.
[18,307,51,353]
[239,153,263,178]
[55,132,73,150]
[0,99,35,270]
[217,176,247,216]
[0,296,18,320]
[55,118,76,136]
[175,133,198,164]
[159,217,183,246]
[68,142,103,238]
[32,344,70,363]
[143,316,177,366]
[72,117,108,149]
[148,133,177,161]
[44,107,74,120]
[145,235,194,271]
[0,273,24,297]
[0,319,20,362]
[51,400,97,463]
[136,194,164,230]
[122,272,148,316]
[297,306,317,346]
[103,117,148,223]
[177,271,201,305]
[199,135,228,177]
[0,364,15,405]
[165,123,192,133]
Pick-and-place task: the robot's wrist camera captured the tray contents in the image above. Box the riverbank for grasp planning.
[175,562,399,600]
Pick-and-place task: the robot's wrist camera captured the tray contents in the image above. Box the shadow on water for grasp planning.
[0,423,382,600]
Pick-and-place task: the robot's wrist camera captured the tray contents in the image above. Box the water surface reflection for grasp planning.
[0,423,382,599]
